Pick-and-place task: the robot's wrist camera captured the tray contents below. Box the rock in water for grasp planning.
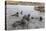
[11,12,19,17]
[39,16,43,21]
[31,17,34,19]
[12,22,17,27]
[20,11,23,15]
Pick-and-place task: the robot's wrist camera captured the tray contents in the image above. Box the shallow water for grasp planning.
[6,5,45,30]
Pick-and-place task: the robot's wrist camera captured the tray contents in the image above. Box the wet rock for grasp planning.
[12,21,21,28]
[20,11,23,15]
[12,22,17,27]
[26,14,30,21]
[11,12,19,17]
[28,14,30,17]
[23,14,30,21]
[39,16,43,21]
[15,12,19,17]
[20,19,28,29]
[20,19,26,26]
[31,17,34,19]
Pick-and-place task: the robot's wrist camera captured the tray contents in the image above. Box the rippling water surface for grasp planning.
[6,5,45,30]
